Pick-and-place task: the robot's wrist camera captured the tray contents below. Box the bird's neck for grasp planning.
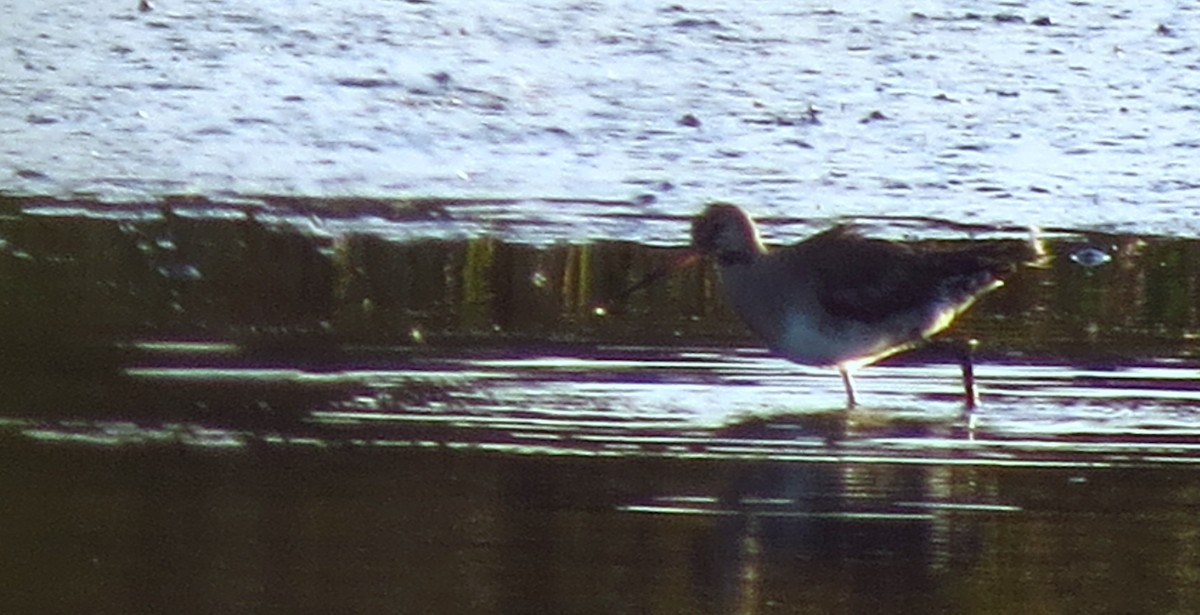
[715,243,766,267]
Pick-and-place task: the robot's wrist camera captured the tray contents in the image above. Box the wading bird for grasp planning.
[605,203,1046,408]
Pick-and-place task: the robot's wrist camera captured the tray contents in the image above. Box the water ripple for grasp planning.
[13,344,1195,468]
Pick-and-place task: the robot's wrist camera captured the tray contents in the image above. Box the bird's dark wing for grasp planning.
[785,225,1037,323]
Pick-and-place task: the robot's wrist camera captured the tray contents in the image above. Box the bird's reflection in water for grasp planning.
[687,418,990,613]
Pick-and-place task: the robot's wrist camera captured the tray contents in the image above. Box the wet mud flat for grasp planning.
[2,196,1200,613]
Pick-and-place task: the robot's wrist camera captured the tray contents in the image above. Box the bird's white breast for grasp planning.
[719,263,859,365]
[719,261,938,368]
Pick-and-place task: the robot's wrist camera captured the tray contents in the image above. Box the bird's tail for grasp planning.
[964,225,1051,277]
[1021,225,1051,268]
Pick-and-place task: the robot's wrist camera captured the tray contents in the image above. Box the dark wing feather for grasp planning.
[786,225,1038,323]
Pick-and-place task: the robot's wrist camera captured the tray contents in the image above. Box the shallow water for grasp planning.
[2,199,1200,612]
[4,0,1200,611]
[8,437,1199,614]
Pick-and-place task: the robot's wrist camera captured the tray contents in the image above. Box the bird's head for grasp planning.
[691,202,764,266]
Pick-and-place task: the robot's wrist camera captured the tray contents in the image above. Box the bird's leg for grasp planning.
[838,366,858,408]
[959,338,980,411]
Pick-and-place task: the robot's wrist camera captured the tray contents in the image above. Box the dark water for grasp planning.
[7,442,1200,614]
[2,198,1200,613]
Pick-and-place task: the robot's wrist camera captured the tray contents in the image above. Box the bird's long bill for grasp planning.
[592,250,702,315]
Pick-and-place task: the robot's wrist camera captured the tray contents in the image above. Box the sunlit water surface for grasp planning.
[4,0,1200,239]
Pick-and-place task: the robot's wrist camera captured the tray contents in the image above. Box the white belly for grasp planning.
[773,309,912,366]
[720,265,934,367]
